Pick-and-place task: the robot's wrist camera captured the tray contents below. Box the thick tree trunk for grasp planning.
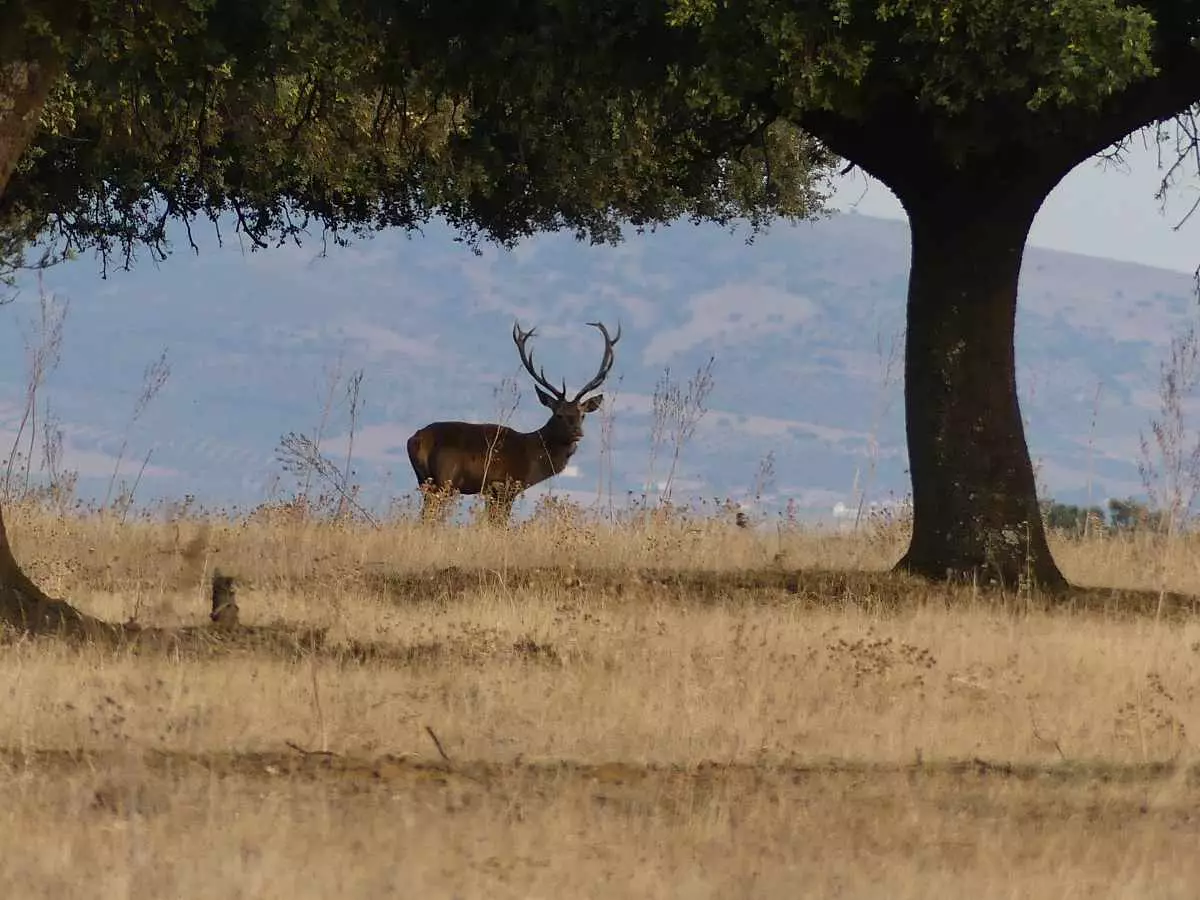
[0,502,116,637]
[0,57,59,197]
[894,176,1068,593]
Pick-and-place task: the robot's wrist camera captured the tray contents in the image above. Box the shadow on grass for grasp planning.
[366,564,1200,620]
[3,745,1200,793]
[4,566,1198,668]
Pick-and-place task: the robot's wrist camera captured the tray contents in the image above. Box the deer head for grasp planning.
[512,320,621,443]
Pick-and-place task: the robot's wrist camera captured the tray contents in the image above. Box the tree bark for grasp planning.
[0,501,117,637]
[893,173,1069,593]
[0,57,59,198]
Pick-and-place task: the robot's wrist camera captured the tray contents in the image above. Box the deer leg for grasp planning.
[417,481,434,524]
[484,479,521,527]
[418,480,452,525]
[481,485,501,527]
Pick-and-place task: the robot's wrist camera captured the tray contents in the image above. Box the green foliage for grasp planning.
[663,0,1198,171]
[671,0,1161,113]
[1107,497,1167,534]
[868,0,1157,112]
[1,0,835,274]
[1042,497,1176,536]
[1041,499,1107,537]
[1,2,1198,271]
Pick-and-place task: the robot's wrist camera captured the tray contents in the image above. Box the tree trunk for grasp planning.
[0,52,117,636]
[0,501,117,637]
[0,57,59,197]
[894,175,1068,593]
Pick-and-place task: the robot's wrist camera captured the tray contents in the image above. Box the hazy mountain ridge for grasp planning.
[0,211,1194,520]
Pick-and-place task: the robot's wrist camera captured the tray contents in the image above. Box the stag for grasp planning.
[407,320,621,524]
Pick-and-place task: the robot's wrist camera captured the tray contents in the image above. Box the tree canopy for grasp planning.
[2,0,832,278]
[8,3,1197,268]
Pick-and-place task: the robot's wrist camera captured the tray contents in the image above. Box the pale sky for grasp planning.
[827,136,1200,274]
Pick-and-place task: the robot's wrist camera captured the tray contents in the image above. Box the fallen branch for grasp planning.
[424,725,452,763]
[285,740,339,758]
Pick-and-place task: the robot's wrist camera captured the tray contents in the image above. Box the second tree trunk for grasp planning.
[894,177,1068,592]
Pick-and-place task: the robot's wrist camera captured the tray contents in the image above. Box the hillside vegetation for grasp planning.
[12,211,1198,514]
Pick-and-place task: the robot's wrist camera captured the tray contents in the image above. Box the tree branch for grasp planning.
[796,103,929,190]
[797,40,1200,206]
[1058,43,1200,167]
[797,99,1053,208]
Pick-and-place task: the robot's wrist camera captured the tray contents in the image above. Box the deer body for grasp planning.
[407,418,585,497]
[407,321,618,523]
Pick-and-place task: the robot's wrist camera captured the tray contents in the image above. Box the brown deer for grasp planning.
[407,320,621,524]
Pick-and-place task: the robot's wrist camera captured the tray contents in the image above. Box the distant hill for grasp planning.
[1,210,1195,522]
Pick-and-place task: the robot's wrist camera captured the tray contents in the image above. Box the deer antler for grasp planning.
[512,321,567,400]
[572,321,621,401]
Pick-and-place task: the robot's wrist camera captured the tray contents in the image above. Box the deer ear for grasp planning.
[581,394,604,413]
[536,387,558,409]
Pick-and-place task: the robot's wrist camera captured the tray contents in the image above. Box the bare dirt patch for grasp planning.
[367,563,1200,620]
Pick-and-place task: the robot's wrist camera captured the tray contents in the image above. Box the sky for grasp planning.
[828,135,1200,275]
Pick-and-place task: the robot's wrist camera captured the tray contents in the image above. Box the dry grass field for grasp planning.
[3,498,1200,898]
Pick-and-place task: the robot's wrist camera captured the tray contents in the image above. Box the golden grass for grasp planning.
[5,757,1200,898]
[3,501,1200,897]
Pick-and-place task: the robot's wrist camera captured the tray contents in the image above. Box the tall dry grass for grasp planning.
[2,502,1200,897]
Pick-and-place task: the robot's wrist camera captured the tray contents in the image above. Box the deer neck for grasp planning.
[530,420,580,478]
